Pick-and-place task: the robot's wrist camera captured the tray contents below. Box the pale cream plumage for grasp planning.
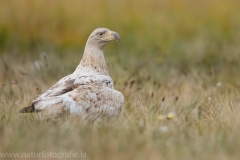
[19,28,124,121]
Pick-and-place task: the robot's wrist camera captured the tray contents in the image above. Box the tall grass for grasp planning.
[1,0,240,159]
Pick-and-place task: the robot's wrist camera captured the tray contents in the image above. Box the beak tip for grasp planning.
[113,32,120,43]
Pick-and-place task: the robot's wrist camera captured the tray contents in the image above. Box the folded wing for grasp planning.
[36,84,123,120]
[29,74,124,120]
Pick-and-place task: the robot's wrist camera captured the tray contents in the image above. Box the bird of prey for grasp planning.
[19,28,124,121]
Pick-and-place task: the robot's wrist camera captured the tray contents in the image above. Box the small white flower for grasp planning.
[33,61,42,70]
[216,82,222,87]
[138,120,144,127]
[208,97,212,101]
[159,126,169,133]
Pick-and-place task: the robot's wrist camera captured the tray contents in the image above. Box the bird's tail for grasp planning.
[18,105,34,113]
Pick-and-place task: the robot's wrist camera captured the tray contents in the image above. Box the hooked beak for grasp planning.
[101,31,120,43]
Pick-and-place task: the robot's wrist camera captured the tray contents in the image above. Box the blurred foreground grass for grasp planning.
[1,0,240,159]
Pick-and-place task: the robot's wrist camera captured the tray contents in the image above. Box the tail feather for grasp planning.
[18,105,34,113]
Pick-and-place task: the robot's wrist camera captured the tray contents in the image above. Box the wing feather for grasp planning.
[27,73,123,121]
[66,84,124,121]
[35,84,124,120]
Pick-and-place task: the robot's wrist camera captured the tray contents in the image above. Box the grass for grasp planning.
[1,0,240,159]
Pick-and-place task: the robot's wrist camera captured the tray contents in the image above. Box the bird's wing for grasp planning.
[33,75,76,103]
[34,73,113,102]
[36,84,124,120]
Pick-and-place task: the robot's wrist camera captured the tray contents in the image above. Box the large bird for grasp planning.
[19,28,124,121]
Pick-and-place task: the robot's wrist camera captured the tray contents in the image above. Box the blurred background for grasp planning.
[1,0,240,83]
[0,0,240,62]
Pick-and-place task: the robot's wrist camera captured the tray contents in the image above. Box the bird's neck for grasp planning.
[75,45,109,76]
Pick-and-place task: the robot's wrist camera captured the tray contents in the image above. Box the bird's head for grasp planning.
[86,28,120,49]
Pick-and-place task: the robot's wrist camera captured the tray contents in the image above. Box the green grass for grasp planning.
[1,0,240,159]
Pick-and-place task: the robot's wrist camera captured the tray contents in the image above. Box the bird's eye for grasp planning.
[99,32,103,36]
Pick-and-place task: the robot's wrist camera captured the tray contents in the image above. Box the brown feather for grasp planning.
[18,105,34,113]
